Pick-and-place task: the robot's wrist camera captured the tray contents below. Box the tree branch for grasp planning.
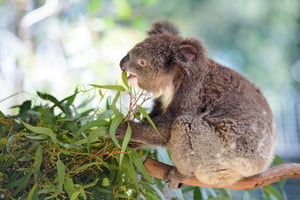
[144,158,300,190]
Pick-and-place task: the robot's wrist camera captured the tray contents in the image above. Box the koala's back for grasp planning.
[202,60,274,132]
[207,61,275,162]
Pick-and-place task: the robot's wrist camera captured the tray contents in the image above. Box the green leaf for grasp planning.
[25,134,48,140]
[70,191,81,200]
[110,91,121,114]
[71,162,101,174]
[119,123,131,167]
[80,189,87,200]
[90,84,126,92]
[137,106,161,137]
[23,122,58,144]
[263,185,282,200]
[87,128,107,149]
[33,145,43,170]
[26,183,38,200]
[219,188,232,198]
[5,173,27,189]
[41,106,54,124]
[37,91,75,118]
[82,178,99,189]
[18,100,32,116]
[121,71,130,89]
[56,159,66,191]
[61,89,79,105]
[109,115,123,148]
[194,187,202,200]
[118,155,136,184]
[37,92,60,105]
[148,184,167,200]
[97,109,114,120]
[12,173,32,195]
[75,119,109,140]
[94,186,113,194]
[129,149,151,182]
[65,178,77,198]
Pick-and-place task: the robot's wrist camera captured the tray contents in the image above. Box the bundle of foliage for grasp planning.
[0,74,158,199]
[0,74,286,199]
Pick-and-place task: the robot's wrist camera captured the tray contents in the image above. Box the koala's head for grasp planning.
[120,20,206,97]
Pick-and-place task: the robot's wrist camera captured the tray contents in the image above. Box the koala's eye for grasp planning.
[137,59,146,67]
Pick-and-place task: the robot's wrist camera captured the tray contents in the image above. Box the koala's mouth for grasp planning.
[127,72,138,86]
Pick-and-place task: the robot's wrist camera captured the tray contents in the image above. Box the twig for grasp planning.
[143,158,300,190]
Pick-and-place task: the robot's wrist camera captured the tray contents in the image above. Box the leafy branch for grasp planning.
[0,73,293,199]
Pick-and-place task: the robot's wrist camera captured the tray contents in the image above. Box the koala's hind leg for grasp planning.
[169,115,244,186]
[169,115,218,174]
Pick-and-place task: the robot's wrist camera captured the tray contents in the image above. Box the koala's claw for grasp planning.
[164,167,184,189]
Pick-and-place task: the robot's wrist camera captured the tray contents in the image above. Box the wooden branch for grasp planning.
[144,158,300,190]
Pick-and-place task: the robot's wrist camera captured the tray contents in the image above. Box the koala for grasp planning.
[118,20,276,189]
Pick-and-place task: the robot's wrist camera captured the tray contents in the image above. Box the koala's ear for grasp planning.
[179,44,197,62]
[147,20,179,36]
[176,39,206,64]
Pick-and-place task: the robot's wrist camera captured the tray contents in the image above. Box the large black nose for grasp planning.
[120,54,129,71]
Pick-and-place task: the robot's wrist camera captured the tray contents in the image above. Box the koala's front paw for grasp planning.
[115,121,128,140]
[164,167,184,189]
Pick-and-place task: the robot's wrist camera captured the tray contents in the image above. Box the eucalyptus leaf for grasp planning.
[129,149,151,182]
[119,123,131,167]
[90,84,126,92]
[12,173,32,195]
[71,162,101,174]
[62,89,79,105]
[37,92,60,105]
[263,185,283,200]
[65,178,77,198]
[56,159,66,192]
[82,178,99,189]
[109,115,123,148]
[23,122,58,144]
[26,183,38,200]
[33,145,43,170]
[75,119,109,140]
[70,191,81,200]
[25,134,48,140]
[137,106,161,137]
[194,187,202,200]
[121,71,130,89]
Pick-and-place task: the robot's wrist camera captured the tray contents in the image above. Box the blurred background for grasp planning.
[0,0,299,194]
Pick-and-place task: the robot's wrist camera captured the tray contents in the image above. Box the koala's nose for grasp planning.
[120,54,129,71]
